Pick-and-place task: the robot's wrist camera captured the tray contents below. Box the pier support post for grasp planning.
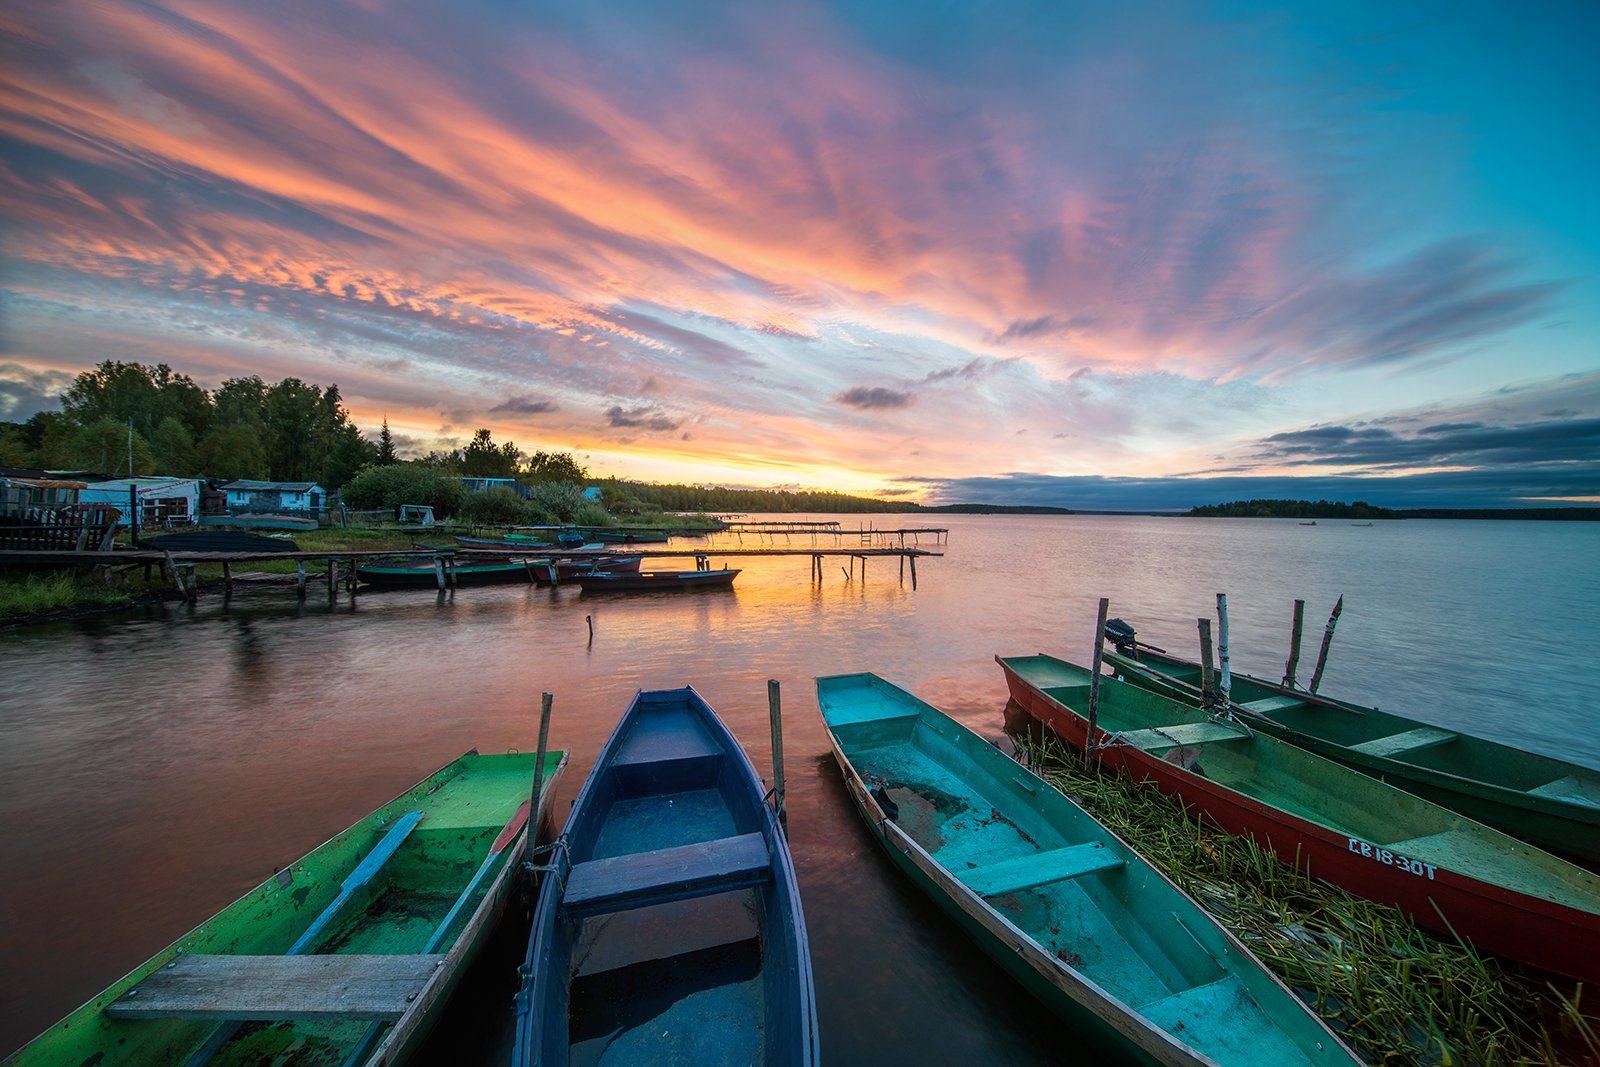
[529,692,553,861]
[909,554,917,590]
[327,560,337,601]
[1283,599,1305,687]
[1309,595,1344,694]
[768,679,787,823]
[223,561,233,598]
[1197,618,1216,704]
[296,560,307,600]
[1085,597,1110,772]
[433,558,446,591]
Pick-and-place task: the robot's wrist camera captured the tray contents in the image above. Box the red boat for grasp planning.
[997,653,1600,984]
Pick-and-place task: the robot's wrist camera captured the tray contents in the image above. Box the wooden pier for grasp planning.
[714,523,948,546]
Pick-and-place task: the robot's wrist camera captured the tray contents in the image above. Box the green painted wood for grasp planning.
[1348,726,1458,758]
[1116,722,1252,751]
[104,955,446,1021]
[955,842,1124,897]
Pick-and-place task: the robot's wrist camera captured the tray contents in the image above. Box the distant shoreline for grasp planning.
[927,505,1600,520]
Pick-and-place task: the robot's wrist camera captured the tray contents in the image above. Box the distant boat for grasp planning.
[9,750,568,1067]
[1101,639,1600,862]
[1298,520,1317,525]
[575,568,740,592]
[514,687,817,1066]
[1351,522,1374,527]
[997,653,1600,983]
[816,672,1360,1067]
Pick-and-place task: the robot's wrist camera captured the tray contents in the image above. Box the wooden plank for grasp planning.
[1349,726,1458,758]
[1240,695,1306,714]
[955,842,1125,897]
[563,832,771,917]
[1117,722,1251,751]
[104,953,446,1021]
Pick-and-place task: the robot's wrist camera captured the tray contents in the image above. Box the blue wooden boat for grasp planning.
[816,673,1360,1067]
[513,688,818,1066]
[575,568,739,593]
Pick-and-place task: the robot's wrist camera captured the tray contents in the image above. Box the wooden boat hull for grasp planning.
[9,750,568,1067]
[515,688,817,1066]
[355,560,542,588]
[817,673,1359,1067]
[998,654,1600,983]
[528,555,644,586]
[1104,645,1600,862]
[574,568,739,592]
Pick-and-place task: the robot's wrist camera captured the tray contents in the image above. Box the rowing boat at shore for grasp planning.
[8,749,568,1066]
[816,673,1359,1066]
[1101,640,1600,863]
[575,568,740,592]
[514,687,817,1065]
[997,653,1600,983]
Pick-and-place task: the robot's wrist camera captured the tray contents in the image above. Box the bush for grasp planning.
[457,487,541,526]
[344,464,464,517]
[523,481,584,522]
[572,500,614,527]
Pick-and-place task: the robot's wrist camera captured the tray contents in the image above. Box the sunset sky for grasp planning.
[2,0,1596,508]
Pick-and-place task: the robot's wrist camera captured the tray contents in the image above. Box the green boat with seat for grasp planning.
[6,749,568,1067]
[816,672,1360,1067]
[1100,624,1600,863]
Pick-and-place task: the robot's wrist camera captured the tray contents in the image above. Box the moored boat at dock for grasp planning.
[514,687,817,1066]
[816,672,1361,1067]
[7,749,568,1066]
[1100,635,1600,862]
[355,557,544,588]
[574,567,740,592]
[997,652,1600,983]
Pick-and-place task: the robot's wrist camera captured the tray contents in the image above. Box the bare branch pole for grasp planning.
[1308,595,1345,694]
[1085,597,1110,772]
[528,692,553,860]
[767,680,787,824]
[1215,593,1232,707]
[1283,599,1305,687]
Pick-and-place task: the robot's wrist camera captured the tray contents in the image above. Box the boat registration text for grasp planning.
[1347,837,1437,879]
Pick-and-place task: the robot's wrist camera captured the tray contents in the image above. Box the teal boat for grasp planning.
[1101,634,1600,863]
[6,750,568,1067]
[816,673,1360,1067]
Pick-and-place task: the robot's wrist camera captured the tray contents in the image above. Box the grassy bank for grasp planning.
[1018,733,1598,1066]
[0,570,148,621]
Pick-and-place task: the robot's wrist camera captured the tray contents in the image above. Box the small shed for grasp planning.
[222,480,327,516]
[79,477,203,528]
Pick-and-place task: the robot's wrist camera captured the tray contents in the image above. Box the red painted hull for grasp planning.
[999,660,1600,985]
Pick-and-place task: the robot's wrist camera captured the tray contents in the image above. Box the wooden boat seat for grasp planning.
[1349,726,1458,759]
[954,842,1125,897]
[609,716,726,792]
[1239,695,1306,714]
[562,832,772,917]
[1527,776,1600,808]
[104,953,446,1021]
[1116,722,1251,752]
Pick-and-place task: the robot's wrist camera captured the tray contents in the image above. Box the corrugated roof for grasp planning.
[222,480,323,492]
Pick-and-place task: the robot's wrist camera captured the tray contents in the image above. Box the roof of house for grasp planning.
[222,480,323,492]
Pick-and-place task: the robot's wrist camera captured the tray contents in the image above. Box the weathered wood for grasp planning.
[1115,721,1253,751]
[1197,618,1215,703]
[768,679,786,822]
[222,561,233,597]
[1309,594,1344,694]
[433,558,445,591]
[955,842,1125,897]
[1283,598,1305,687]
[1214,593,1232,706]
[295,560,307,600]
[529,692,553,862]
[1084,597,1110,771]
[561,832,771,917]
[1349,726,1458,758]
[105,953,446,1021]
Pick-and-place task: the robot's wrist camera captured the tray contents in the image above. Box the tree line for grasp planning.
[1185,499,1399,519]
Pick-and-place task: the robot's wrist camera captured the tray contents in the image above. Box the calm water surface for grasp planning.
[3,514,1597,1061]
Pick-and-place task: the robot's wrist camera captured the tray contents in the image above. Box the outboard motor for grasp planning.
[1104,617,1139,655]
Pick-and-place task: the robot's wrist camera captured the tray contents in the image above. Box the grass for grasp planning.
[0,570,144,619]
[1016,732,1598,1066]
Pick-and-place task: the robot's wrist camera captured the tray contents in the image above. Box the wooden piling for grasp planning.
[909,554,917,589]
[1215,593,1232,706]
[767,679,786,823]
[222,561,233,598]
[1197,618,1216,704]
[1308,595,1344,694]
[326,560,337,600]
[433,558,446,591]
[529,692,553,861]
[1085,597,1110,772]
[1283,599,1305,687]
[296,560,307,600]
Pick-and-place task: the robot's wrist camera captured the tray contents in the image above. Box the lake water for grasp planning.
[2,513,1597,1061]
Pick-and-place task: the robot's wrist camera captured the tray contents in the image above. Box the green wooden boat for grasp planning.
[1102,639,1600,863]
[816,673,1360,1067]
[6,750,568,1067]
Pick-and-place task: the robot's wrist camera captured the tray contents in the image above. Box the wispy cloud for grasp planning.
[836,386,913,410]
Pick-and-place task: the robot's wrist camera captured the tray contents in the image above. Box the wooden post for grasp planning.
[348,556,358,597]
[899,555,905,581]
[1197,618,1215,704]
[1215,593,1232,706]
[585,614,594,645]
[1283,599,1305,687]
[129,484,140,548]
[222,561,234,598]
[433,558,446,591]
[296,560,307,599]
[327,559,337,600]
[909,554,917,589]
[1308,595,1344,694]
[1085,597,1110,772]
[528,692,553,861]
[767,679,787,823]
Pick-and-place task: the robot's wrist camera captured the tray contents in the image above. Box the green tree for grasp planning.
[196,424,269,480]
[61,361,211,441]
[150,417,197,474]
[462,428,522,478]
[343,463,465,516]
[64,416,154,475]
[0,423,30,466]
[376,418,398,465]
[524,449,588,484]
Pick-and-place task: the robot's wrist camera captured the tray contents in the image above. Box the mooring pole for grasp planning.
[1197,618,1216,704]
[767,679,787,823]
[222,561,234,598]
[1215,593,1232,707]
[1308,595,1344,694]
[1085,597,1110,772]
[528,692,553,861]
[296,560,307,600]
[1283,599,1306,687]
